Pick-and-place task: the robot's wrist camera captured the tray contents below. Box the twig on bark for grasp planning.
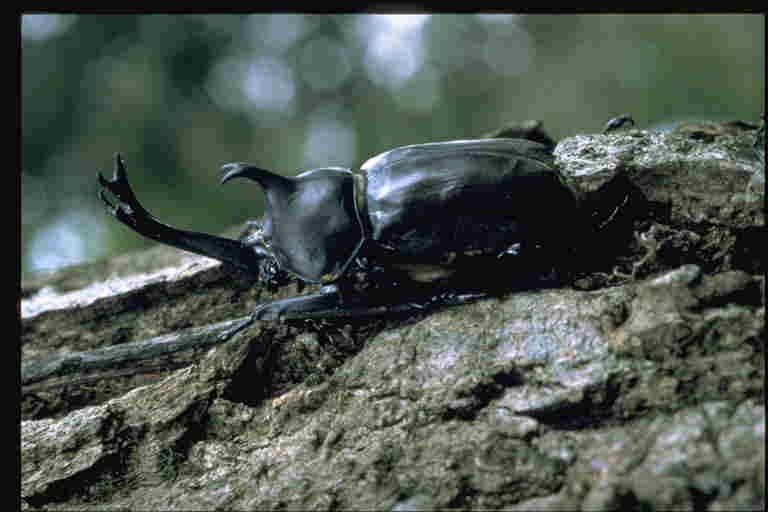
[21,315,254,391]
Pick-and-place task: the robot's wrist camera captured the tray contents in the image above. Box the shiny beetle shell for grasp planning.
[224,138,577,284]
[360,138,567,259]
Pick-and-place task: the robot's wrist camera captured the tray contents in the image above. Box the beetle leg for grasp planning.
[253,285,386,321]
[98,153,262,272]
[251,250,568,322]
[252,284,417,321]
[252,281,493,322]
[403,291,490,310]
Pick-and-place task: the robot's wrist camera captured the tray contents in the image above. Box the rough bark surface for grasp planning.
[21,122,764,510]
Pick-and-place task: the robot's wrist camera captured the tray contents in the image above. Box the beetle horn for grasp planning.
[220,163,295,200]
[220,163,284,186]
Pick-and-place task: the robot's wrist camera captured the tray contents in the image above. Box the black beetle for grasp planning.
[99,138,581,320]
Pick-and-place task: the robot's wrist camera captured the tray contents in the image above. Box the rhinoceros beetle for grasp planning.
[98,138,582,321]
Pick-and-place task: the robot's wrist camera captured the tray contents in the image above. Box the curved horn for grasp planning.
[220,163,295,201]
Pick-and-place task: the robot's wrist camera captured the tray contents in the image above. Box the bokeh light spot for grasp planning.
[22,14,76,42]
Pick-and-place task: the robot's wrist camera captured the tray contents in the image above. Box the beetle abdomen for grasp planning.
[361,139,572,259]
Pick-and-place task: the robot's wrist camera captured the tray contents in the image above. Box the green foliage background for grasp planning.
[21,14,764,277]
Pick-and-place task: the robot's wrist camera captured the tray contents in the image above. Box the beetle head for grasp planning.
[220,163,365,284]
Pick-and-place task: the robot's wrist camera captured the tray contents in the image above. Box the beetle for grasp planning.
[98,138,581,321]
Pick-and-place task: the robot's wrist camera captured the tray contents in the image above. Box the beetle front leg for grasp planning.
[98,153,261,272]
[253,284,394,321]
[253,283,419,321]
[252,282,491,321]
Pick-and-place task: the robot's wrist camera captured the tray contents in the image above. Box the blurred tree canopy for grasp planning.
[21,13,764,277]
